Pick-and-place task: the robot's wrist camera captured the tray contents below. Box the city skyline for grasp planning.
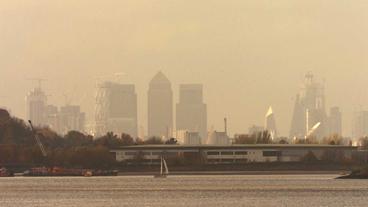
[3,1,368,137]
[21,71,350,139]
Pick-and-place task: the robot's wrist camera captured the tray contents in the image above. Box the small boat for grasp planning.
[84,170,93,177]
[0,167,13,177]
[154,157,169,178]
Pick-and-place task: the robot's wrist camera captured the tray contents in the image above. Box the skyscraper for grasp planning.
[58,105,86,135]
[148,72,173,138]
[176,84,207,140]
[289,72,327,139]
[26,87,47,126]
[95,82,138,137]
[265,106,277,139]
[352,110,368,139]
[328,107,342,136]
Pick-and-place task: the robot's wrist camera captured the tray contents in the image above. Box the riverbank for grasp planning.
[118,170,347,176]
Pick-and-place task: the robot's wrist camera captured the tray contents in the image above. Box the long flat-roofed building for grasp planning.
[111,144,357,165]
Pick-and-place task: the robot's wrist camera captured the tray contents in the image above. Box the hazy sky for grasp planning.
[1,0,368,137]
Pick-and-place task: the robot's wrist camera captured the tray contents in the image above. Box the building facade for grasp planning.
[26,87,47,126]
[148,72,173,138]
[95,82,138,137]
[176,84,207,140]
[352,110,368,139]
[111,145,356,165]
[328,107,342,136]
[290,72,328,139]
[176,130,202,145]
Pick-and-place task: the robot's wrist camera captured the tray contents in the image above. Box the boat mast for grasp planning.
[163,158,169,175]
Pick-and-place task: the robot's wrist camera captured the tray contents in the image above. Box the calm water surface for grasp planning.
[0,175,368,207]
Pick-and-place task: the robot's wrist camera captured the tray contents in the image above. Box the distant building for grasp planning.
[148,72,173,138]
[289,72,327,139]
[111,145,357,164]
[249,125,264,135]
[265,106,277,139]
[95,82,138,137]
[176,84,207,140]
[176,130,202,145]
[58,105,85,134]
[45,105,85,135]
[45,104,59,130]
[207,131,230,145]
[26,87,47,126]
[328,107,342,136]
[352,110,368,139]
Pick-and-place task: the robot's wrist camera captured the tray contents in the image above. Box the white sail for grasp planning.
[163,158,169,175]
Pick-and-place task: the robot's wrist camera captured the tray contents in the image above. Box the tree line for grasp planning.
[0,109,171,168]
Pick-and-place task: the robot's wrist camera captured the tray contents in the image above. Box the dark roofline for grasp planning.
[111,144,358,151]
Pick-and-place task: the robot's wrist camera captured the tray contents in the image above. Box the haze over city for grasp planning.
[2,1,368,137]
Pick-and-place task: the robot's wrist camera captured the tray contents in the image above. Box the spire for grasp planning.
[266,106,273,117]
[150,71,171,85]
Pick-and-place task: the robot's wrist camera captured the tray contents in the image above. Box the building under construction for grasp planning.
[289,72,327,139]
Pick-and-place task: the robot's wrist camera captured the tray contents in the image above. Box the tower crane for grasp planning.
[305,122,321,140]
[28,120,47,157]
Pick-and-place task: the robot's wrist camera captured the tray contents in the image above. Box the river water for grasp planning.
[0,175,368,207]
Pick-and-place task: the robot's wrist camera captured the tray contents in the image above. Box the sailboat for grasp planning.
[154,157,169,178]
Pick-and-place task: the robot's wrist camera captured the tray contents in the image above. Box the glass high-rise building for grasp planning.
[176,84,207,141]
[148,72,173,138]
[289,72,327,139]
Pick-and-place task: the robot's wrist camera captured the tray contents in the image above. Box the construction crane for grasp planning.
[28,120,47,157]
[305,122,321,140]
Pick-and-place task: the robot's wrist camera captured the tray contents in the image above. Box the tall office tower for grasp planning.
[328,107,342,136]
[58,105,86,135]
[26,87,47,126]
[176,84,207,140]
[95,82,138,137]
[45,104,59,131]
[352,111,368,139]
[289,72,327,139]
[265,106,277,139]
[148,72,173,138]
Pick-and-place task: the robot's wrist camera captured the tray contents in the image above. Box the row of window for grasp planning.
[207,151,281,157]
[123,150,281,157]
[124,151,177,156]
[207,151,249,155]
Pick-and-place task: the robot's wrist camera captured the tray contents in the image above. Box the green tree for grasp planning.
[234,134,256,144]
[144,136,164,145]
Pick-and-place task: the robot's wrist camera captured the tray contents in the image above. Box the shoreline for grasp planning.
[117,170,347,176]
